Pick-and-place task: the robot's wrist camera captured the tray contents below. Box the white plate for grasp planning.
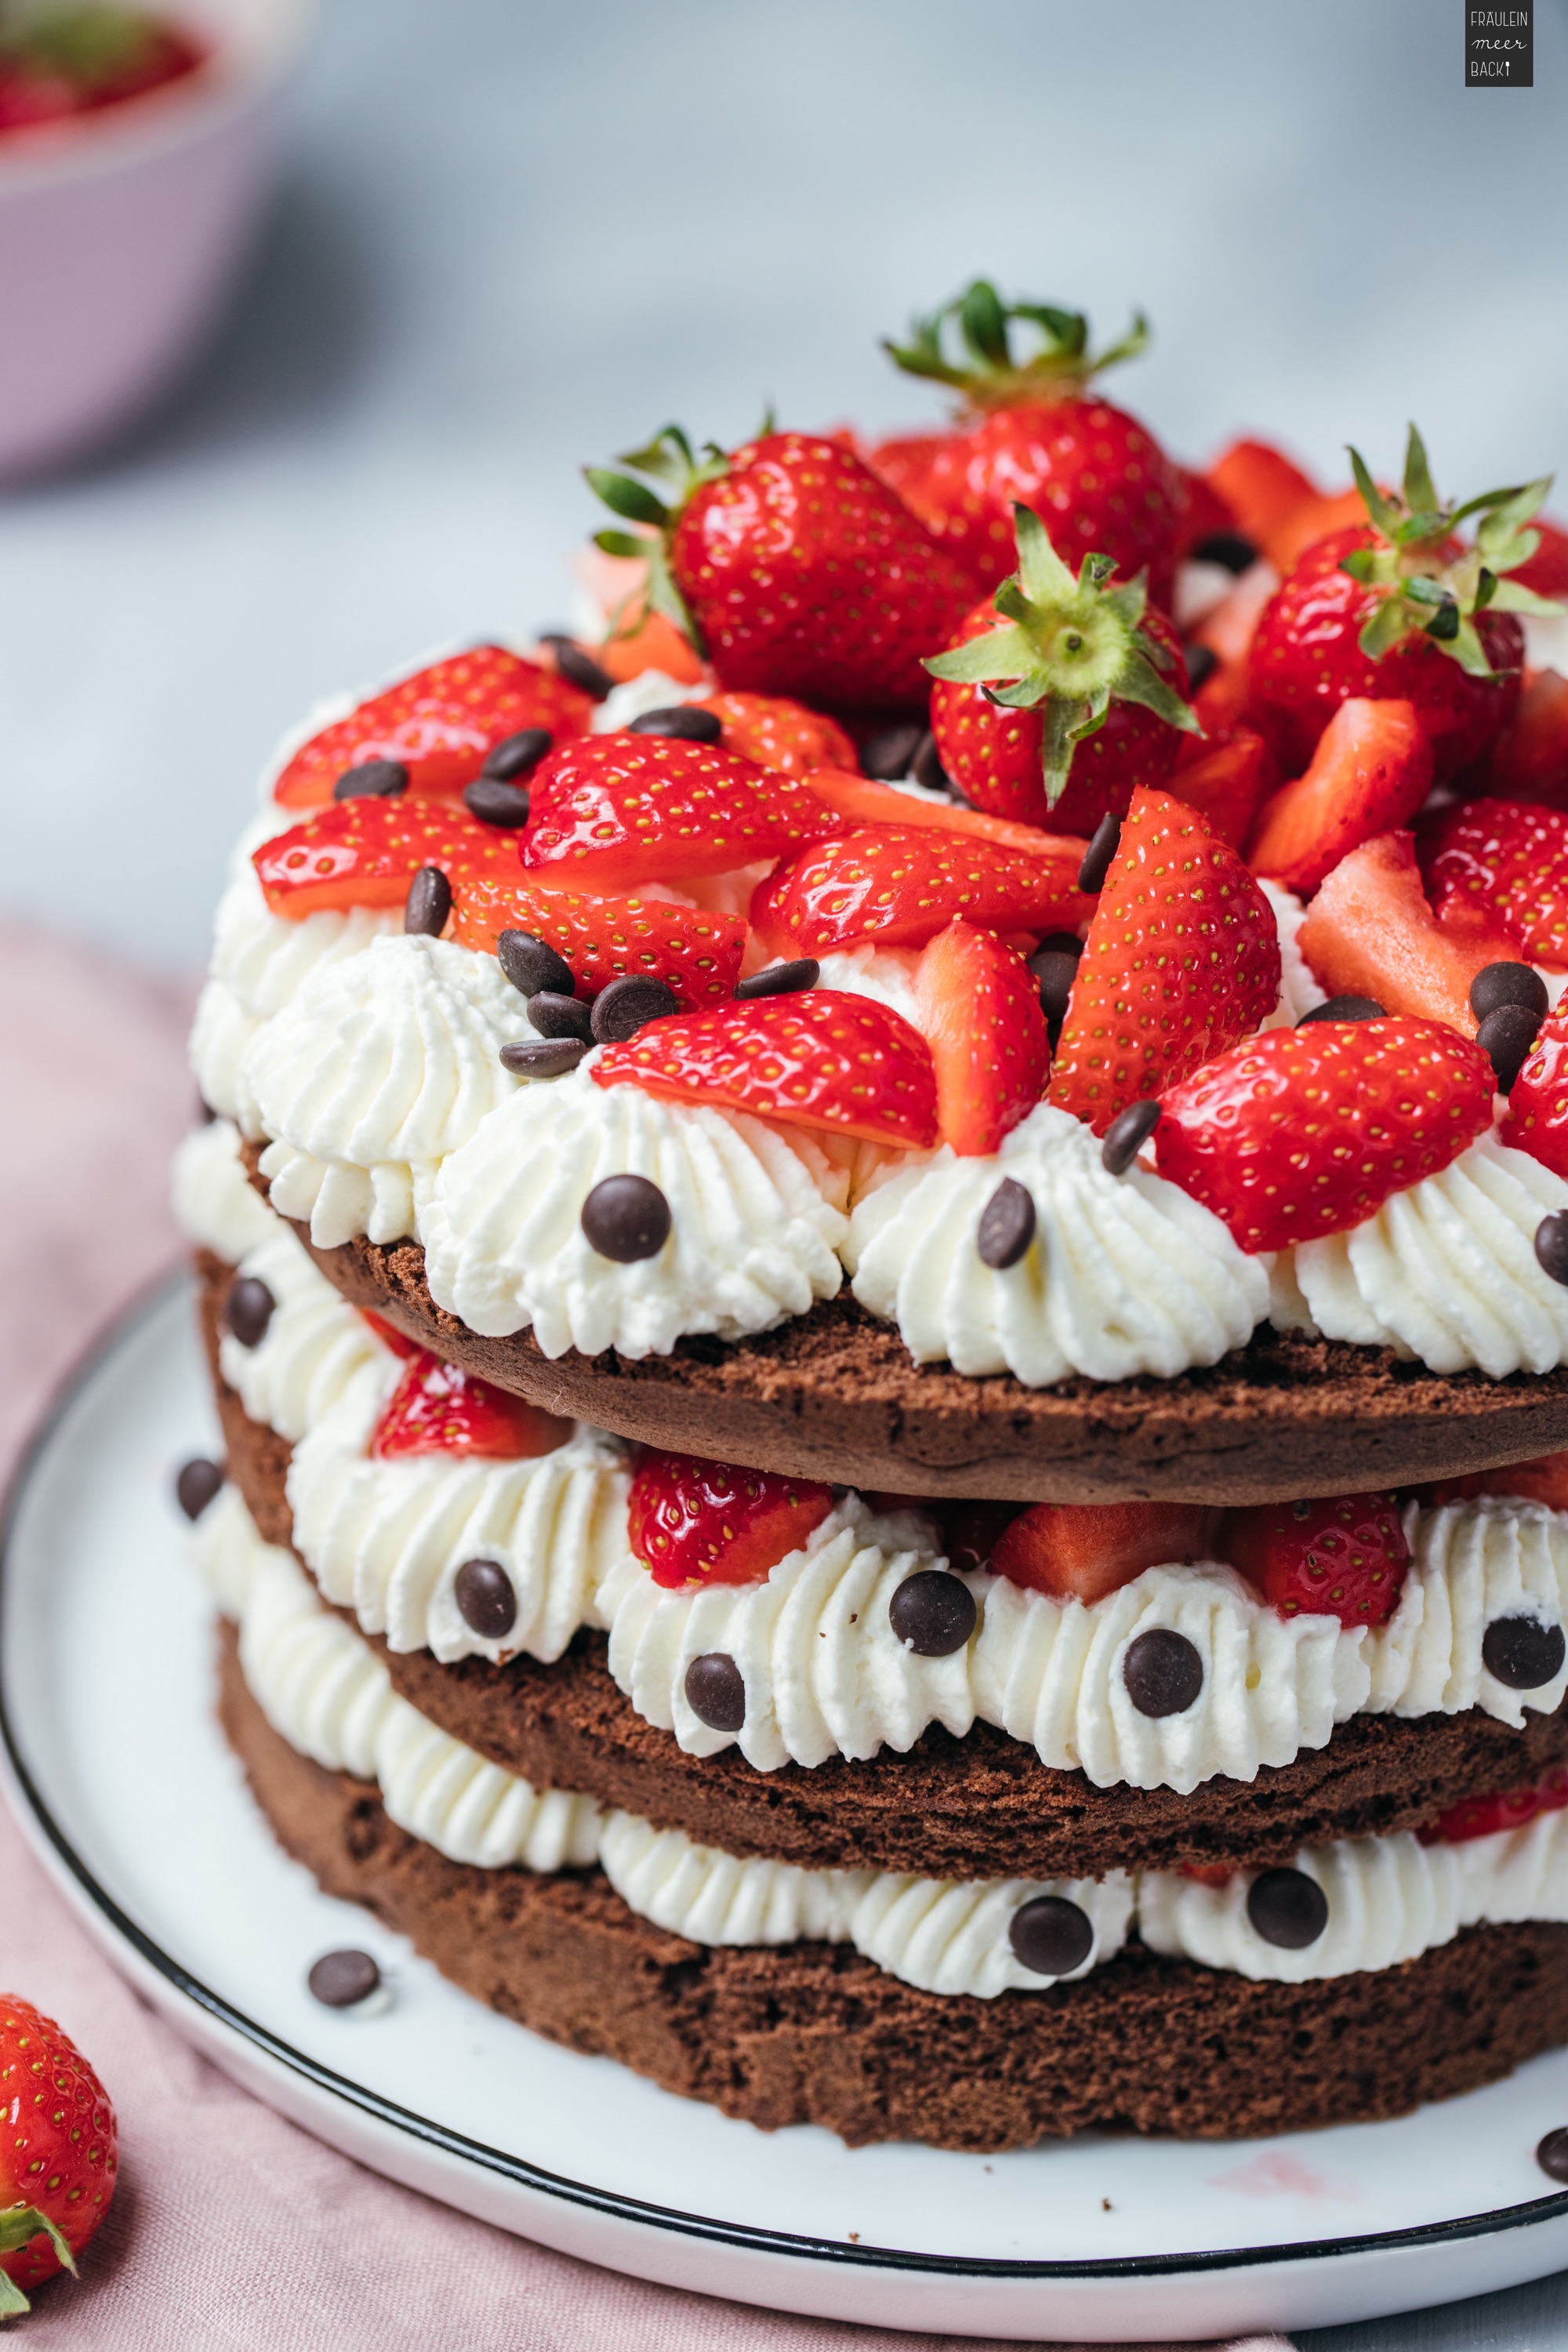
[5,1279,1568,2342]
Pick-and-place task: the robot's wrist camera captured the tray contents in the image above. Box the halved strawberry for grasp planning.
[991,1501,1218,1603]
[629,1449,833,1588]
[361,1308,422,1359]
[592,988,938,1149]
[707,691,856,776]
[1203,437,1363,575]
[596,605,708,686]
[1516,520,1568,601]
[1153,1016,1494,1252]
[1423,1446,1568,1510]
[1247,697,1433,898]
[1220,1492,1409,1627]
[1169,725,1278,849]
[253,798,509,919]
[1298,829,1521,1033]
[449,873,744,1007]
[518,732,838,889]
[750,824,1091,959]
[914,919,1049,1154]
[803,765,1091,859]
[1421,1768,1568,1846]
[1425,799,1568,967]
[1476,666,1568,806]
[371,1351,573,1459]
[273,647,594,809]
[1500,1005,1568,1176]
[1046,786,1280,1134]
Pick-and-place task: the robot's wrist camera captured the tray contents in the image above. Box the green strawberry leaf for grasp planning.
[1401,423,1439,517]
[1486,578,1568,617]
[959,280,1011,368]
[925,624,1039,684]
[592,529,650,561]
[1350,447,1402,541]
[1338,544,1381,584]
[1118,644,1203,731]
[1012,506,1078,605]
[1445,616,1501,676]
[1358,593,1413,660]
[584,469,670,528]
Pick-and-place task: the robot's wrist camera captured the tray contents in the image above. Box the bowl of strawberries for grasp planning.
[0,0,313,479]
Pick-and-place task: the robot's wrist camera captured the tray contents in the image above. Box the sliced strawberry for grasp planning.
[1426,799,1568,967]
[1425,1446,1568,1510]
[1421,1768,1568,1846]
[707,691,856,776]
[750,824,1091,959]
[628,1449,833,1588]
[1174,463,1239,558]
[1515,520,1568,601]
[1046,786,1280,1135]
[518,732,838,889]
[1499,1005,1568,1177]
[1298,829,1521,1033]
[1203,438,1319,555]
[914,919,1048,1155]
[1247,697,1434,898]
[597,606,708,686]
[991,1501,1218,1604]
[592,988,939,1149]
[1169,725,1278,849]
[1473,671,1568,809]
[273,646,593,809]
[371,1351,573,1460]
[803,765,1091,858]
[1220,1492,1409,1627]
[449,873,744,1007]
[1153,1017,1494,1252]
[361,1308,423,1360]
[253,798,510,919]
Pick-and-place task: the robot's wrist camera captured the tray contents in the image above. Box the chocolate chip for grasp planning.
[462,777,532,827]
[581,1174,671,1261]
[307,1948,381,2009]
[1477,1001,1542,1093]
[627,704,722,741]
[481,727,552,781]
[1536,1212,1568,1287]
[590,974,679,1044]
[887,1570,978,1657]
[226,1276,274,1349]
[734,958,820,1000]
[499,1038,588,1078]
[911,730,951,793]
[1246,1866,1328,1949]
[1192,531,1260,575]
[497,929,574,1000]
[333,758,408,800]
[455,1558,517,1639]
[528,990,594,1042]
[1297,994,1386,1026]
[1537,2127,1568,2183]
[1102,1098,1161,1177]
[1184,643,1218,692]
[1121,1628,1203,1717]
[538,636,613,700]
[404,865,451,937]
[860,722,924,781]
[977,1178,1036,1269]
[1471,960,1549,1023]
[175,1457,223,1521]
[1482,1613,1566,1690]
[1077,813,1122,895]
[684,1651,746,1732]
[1028,938,1083,1033]
[1008,1895,1094,1977]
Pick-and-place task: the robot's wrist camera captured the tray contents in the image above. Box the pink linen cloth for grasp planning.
[0,918,1291,2351]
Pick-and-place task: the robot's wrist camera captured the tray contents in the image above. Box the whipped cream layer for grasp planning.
[205,1488,1568,1994]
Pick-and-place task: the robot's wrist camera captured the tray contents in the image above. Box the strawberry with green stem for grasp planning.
[0,1994,117,2318]
[924,504,1199,831]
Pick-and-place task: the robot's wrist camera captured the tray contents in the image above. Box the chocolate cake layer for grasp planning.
[210,1305,1568,1882]
[220,1626,1568,2151]
[240,1142,1568,1503]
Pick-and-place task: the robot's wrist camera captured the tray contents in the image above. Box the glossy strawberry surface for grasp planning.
[371,1351,572,1460]
[519,732,838,889]
[450,873,745,1007]
[0,1996,116,2304]
[254,799,506,918]
[752,824,1089,957]
[629,1450,833,1588]
[914,919,1048,1155]
[1221,1492,1409,1627]
[1425,799,1568,967]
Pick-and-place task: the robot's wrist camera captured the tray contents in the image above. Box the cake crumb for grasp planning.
[848,2230,859,2242]
[1102,2198,1112,2212]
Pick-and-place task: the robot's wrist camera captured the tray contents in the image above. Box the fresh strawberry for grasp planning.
[1474,667,1568,806]
[1420,1768,1568,1848]
[1046,786,1280,1134]
[1174,464,1239,560]
[1247,428,1556,780]
[1425,1446,1568,1510]
[1153,1017,1494,1252]
[593,988,938,1149]
[1515,519,1568,601]
[272,647,594,809]
[517,732,838,890]
[1298,829,1521,1034]
[870,285,1184,605]
[253,798,509,919]
[361,1308,423,1359]
[1247,697,1434,898]
[751,825,1091,959]
[991,1501,1218,1603]
[449,874,744,1008]
[371,1350,573,1460]
[914,919,1049,1154]
[1221,1492,1409,1627]
[1203,437,1365,575]
[1169,725,1278,848]
[801,765,1091,856]
[0,1996,117,2318]
[1499,1005,1568,1177]
[629,1450,833,1588]
[1425,799,1568,967]
[596,605,708,686]
[924,506,1197,833]
[706,691,856,776]
[0,13,202,132]
[587,426,971,715]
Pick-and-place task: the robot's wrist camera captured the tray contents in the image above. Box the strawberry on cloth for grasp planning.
[0,1995,117,2318]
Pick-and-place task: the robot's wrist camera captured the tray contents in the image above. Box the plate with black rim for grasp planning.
[4,1275,1568,2342]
